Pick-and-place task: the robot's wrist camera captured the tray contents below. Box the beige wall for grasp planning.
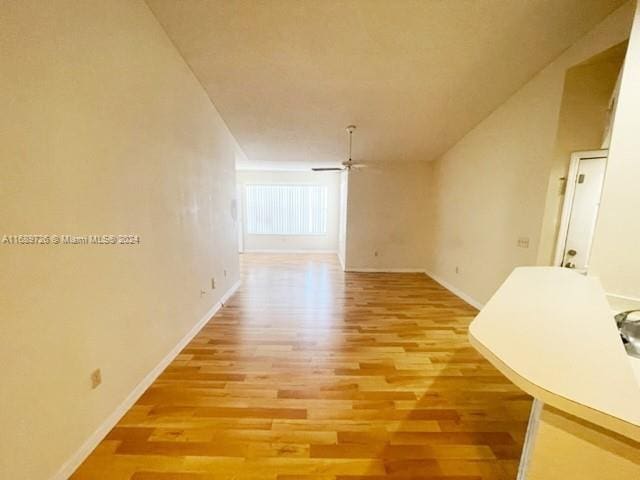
[426,2,634,305]
[590,4,640,300]
[0,1,242,479]
[537,44,626,266]
[236,170,341,252]
[345,162,431,271]
[338,171,349,269]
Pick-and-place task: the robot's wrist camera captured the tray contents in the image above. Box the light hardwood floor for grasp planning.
[72,253,531,479]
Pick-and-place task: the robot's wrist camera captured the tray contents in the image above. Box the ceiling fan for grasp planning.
[312,125,366,172]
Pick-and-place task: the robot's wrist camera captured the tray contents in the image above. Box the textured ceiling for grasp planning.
[146,0,626,169]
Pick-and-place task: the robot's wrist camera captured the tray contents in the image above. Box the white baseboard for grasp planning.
[242,249,338,254]
[219,280,241,305]
[51,280,241,480]
[347,267,426,273]
[424,270,484,310]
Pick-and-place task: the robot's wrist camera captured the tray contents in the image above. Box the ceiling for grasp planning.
[146,0,626,169]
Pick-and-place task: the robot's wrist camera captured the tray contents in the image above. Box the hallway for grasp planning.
[73,254,531,479]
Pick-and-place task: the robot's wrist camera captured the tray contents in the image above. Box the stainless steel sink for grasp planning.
[616,310,640,359]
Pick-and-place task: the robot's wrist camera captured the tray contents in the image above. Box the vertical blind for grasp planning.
[245,184,328,235]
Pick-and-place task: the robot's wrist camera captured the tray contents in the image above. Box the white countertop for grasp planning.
[630,356,640,384]
[469,267,640,440]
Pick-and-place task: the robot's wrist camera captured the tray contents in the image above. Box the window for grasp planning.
[245,184,328,235]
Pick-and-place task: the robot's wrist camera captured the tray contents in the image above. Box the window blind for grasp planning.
[245,184,328,235]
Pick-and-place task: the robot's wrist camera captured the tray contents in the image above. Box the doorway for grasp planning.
[554,150,607,272]
[536,41,626,266]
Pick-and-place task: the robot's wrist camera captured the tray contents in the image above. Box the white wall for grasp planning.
[345,162,431,272]
[338,170,349,269]
[590,3,640,300]
[236,170,341,252]
[425,2,635,306]
[0,1,242,478]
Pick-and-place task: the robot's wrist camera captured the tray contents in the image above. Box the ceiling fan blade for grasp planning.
[312,167,343,171]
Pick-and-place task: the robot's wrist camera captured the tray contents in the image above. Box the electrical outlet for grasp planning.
[517,237,530,248]
[455,266,459,274]
[90,368,102,389]
[223,270,227,278]
[211,277,216,289]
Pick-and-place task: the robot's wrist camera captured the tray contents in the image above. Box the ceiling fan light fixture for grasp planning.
[311,124,365,172]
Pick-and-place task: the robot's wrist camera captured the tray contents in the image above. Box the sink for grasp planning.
[616,310,640,359]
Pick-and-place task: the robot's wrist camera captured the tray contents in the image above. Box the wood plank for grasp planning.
[71,253,530,479]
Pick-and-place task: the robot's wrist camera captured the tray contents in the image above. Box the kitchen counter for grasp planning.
[630,356,640,384]
[468,267,640,479]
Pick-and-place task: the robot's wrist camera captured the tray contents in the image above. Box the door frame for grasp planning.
[553,149,608,267]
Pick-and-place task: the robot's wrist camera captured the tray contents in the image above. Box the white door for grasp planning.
[555,151,607,272]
